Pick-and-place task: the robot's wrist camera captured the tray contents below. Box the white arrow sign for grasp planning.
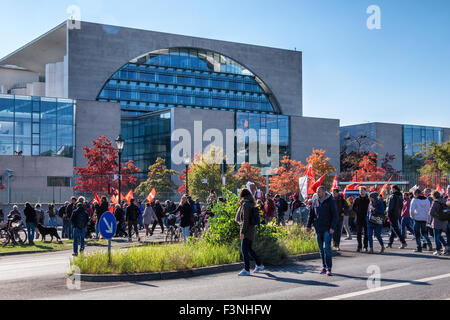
[102,217,114,234]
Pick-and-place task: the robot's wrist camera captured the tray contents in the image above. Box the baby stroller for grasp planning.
[165,214,182,242]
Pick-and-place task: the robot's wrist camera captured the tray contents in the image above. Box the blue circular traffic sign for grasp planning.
[99,212,117,240]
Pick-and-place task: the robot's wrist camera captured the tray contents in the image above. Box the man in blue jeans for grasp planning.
[70,197,89,256]
[307,186,338,276]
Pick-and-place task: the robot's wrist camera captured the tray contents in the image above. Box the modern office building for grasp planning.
[340,123,450,174]
[0,20,340,202]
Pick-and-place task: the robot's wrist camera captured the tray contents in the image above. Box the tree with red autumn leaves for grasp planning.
[269,156,306,196]
[234,162,266,190]
[306,148,337,187]
[354,154,386,182]
[73,136,140,193]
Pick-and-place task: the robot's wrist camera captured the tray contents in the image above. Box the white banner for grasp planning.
[299,176,308,201]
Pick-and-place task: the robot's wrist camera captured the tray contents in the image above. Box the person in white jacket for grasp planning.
[142,203,157,241]
[410,189,433,252]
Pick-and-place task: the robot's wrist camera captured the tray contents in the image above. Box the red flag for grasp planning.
[436,184,443,193]
[308,174,327,194]
[370,185,377,192]
[110,195,118,205]
[109,205,115,213]
[380,176,393,199]
[343,182,361,199]
[94,192,101,204]
[330,175,338,192]
[125,190,134,205]
[305,163,315,181]
[146,188,157,204]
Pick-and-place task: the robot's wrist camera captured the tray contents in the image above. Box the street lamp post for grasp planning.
[184,154,190,195]
[115,135,125,205]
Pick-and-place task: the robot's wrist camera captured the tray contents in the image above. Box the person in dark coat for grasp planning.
[353,187,370,252]
[168,196,193,243]
[71,197,89,256]
[24,202,37,245]
[126,199,141,242]
[66,196,77,240]
[151,200,165,235]
[332,189,349,251]
[306,186,338,276]
[429,191,448,256]
[386,185,407,249]
[114,204,126,237]
[235,189,264,276]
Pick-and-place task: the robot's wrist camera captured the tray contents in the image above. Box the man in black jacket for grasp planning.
[126,199,141,242]
[353,187,370,252]
[332,189,349,251]
[387,185,407,249]
[24,202,37,245]
[66,196,77,240]
[71,197,89,256]
[151,200,165,235]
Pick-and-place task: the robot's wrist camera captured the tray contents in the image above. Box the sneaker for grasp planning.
[345,237,352,240]
[368,248,374,254]
[238,269,251,276]
[422,243,428,249]
[386,244,393,249]
[379,246,385,254]
[335,247,341,252]
[427,244,433,252]
[399,243,407,249]
[320,268,327,274]
[72,253,78,257]
[414,248,422,253]
[363,248,368,253]
[326,270,333,276]
[253,265,265,273]
[356,248,361,253]
[433,251,442,256]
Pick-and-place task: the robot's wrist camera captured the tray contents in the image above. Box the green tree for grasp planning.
[187,147,238,202]
[135,157,179,198]
[429,141,450,174]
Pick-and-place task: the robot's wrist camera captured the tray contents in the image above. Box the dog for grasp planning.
[36,224,62,243]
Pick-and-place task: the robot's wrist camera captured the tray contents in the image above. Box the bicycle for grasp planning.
[0,221,28,247]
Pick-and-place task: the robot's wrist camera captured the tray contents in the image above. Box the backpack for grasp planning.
[250,206,261,226]
[437,202,450,221]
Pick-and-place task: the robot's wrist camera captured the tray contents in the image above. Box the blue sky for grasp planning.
[1,0,449,127]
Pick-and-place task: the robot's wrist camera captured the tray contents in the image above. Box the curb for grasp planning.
[78,251,341,283]
[0,240,173,257]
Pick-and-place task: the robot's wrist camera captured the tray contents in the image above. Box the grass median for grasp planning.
[0,239,109,254]
[72,225,319,275]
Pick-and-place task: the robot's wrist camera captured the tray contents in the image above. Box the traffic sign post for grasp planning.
[99,212,117,263]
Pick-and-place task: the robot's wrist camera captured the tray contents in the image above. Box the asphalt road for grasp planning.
[0,232,449,300]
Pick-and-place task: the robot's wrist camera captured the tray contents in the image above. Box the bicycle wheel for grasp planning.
[14,228,27,245]
[0,230,10,247]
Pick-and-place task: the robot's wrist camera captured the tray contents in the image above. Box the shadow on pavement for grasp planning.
[332,273,431,286]
[128,281,159,288]
[252,272,339,287]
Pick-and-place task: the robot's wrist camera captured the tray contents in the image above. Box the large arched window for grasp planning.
[97,48,279,114]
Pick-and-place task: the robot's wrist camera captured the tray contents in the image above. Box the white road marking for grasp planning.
[323,273,450,300]
[82,284,130,292]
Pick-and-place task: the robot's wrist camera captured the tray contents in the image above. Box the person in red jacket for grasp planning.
[264,194,276,224]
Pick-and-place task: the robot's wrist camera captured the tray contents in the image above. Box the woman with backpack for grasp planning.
[367,192,385,254]
[235,188,264,277]
[429,191,448,256]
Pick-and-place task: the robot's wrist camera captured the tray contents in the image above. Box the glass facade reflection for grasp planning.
[98,48,276,114]
[121,111,171,177]
[236,112,290,167]
[403,125,443,173]
[0,94,75,157]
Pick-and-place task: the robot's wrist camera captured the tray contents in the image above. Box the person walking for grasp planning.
[274,195,288,226]
[59,202,70,239]
[235,188,264,276]
[386,185,408,249]
[142,202,157,240]
[71,197,89,256]
[24,202,37,245]
[353,187,370,252]
[47,204,57,227]
[34,204,44,239]
[95,197,109,240]
[306,186,338,276]
[367,193,386,254]
[264,195,276,225]
[343,196,353,240]
[400,192,415,240]
[332,188,349,251]
[410,189,433,252]
[429,191,448,255]
[66,196,77,240]
[126,198,141,242]
[168,196,193,243]
[150,200,165,235]
[114,204,126,237]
